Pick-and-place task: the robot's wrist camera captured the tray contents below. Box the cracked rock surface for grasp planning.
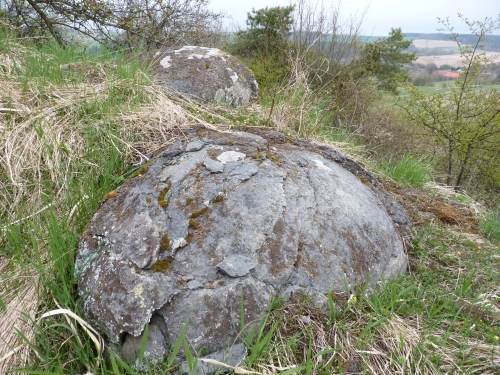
[152,46,258,106]
[76,127,410,365]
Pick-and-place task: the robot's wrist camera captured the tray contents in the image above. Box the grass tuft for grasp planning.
[376,153,435,187]
[481,210,500,243]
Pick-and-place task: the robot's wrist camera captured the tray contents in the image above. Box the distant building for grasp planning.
[436,70,460,79]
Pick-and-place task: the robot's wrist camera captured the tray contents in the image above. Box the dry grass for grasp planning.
[253,242,500,374]
[254,294,426,375]
[0,41,220,372]
[0,266,38,373]
[0,67,222,222]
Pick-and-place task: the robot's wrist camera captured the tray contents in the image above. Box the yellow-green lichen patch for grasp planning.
[186,197,194,206]
[151,257,173,273]
[104,190,118,200]
[218,280,225,286]
[146,197,152,204]
[228,140,235,146]
[191,206,209,218]
[252,151,264,163]
[213,195,224,203]
[186,232,194,244]
[204,281,216,289]
[160,232,170,252]
[130,165,149,178]
[189,219,200,229]
[266,150,282,167]
[158,180,172,209]
[134,284,146,308]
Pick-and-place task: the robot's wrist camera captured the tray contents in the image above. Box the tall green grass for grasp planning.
[376,153,435,187]
[0,30,156,373]
[481,209,500,243]
[19,38,149,86]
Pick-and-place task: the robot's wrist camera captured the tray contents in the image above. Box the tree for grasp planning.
[228,6,295,93]
[360,28,416,93]
[229,5,295,56]
[426,63,438,74]
[246,5,294,40]
[398,14,500,191]
[0,0,222,48]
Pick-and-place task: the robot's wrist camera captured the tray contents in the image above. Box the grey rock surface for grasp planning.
[76,127,410,366]
[152,46,258,106]
[217,255,257,277]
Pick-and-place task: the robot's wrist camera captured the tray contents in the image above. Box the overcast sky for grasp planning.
[208,0,500,36]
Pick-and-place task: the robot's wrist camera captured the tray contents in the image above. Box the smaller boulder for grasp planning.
[121,314,170,370]
[153,46,258,106]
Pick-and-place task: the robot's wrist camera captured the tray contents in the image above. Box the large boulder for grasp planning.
[152,46,258,106]
[75,128,410,365]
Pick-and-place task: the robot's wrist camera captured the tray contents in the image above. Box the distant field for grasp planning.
[397,84,500,98]
[412,39,458,48]
[415,52,500,67]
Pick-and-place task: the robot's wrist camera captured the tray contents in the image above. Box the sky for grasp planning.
[208,0,500,36]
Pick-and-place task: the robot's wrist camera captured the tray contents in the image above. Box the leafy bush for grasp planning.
[0,0,223,48]
[398,15,500,192]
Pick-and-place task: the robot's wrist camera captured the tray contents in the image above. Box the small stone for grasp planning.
[203,158,224,173]
[187,280,203,290]
[217,255,257,277]
[217,151,246,164]
[121,322,168,369]
[228,162,259,182]
[172,237,187,250]
[161,141,184,158]
[313,159,332,172]
[185,140,205,152]
[301,315,312,325]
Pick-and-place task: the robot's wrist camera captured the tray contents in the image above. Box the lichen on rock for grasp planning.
[151,46,258,106]
[76,127,410,366]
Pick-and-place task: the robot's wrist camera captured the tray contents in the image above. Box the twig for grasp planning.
[0,202,53,233]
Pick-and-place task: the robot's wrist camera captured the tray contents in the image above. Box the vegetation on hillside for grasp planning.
[226,5,295,94]
[399,15,500,195]
[0,1,499,374]
[0,0,223,48]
